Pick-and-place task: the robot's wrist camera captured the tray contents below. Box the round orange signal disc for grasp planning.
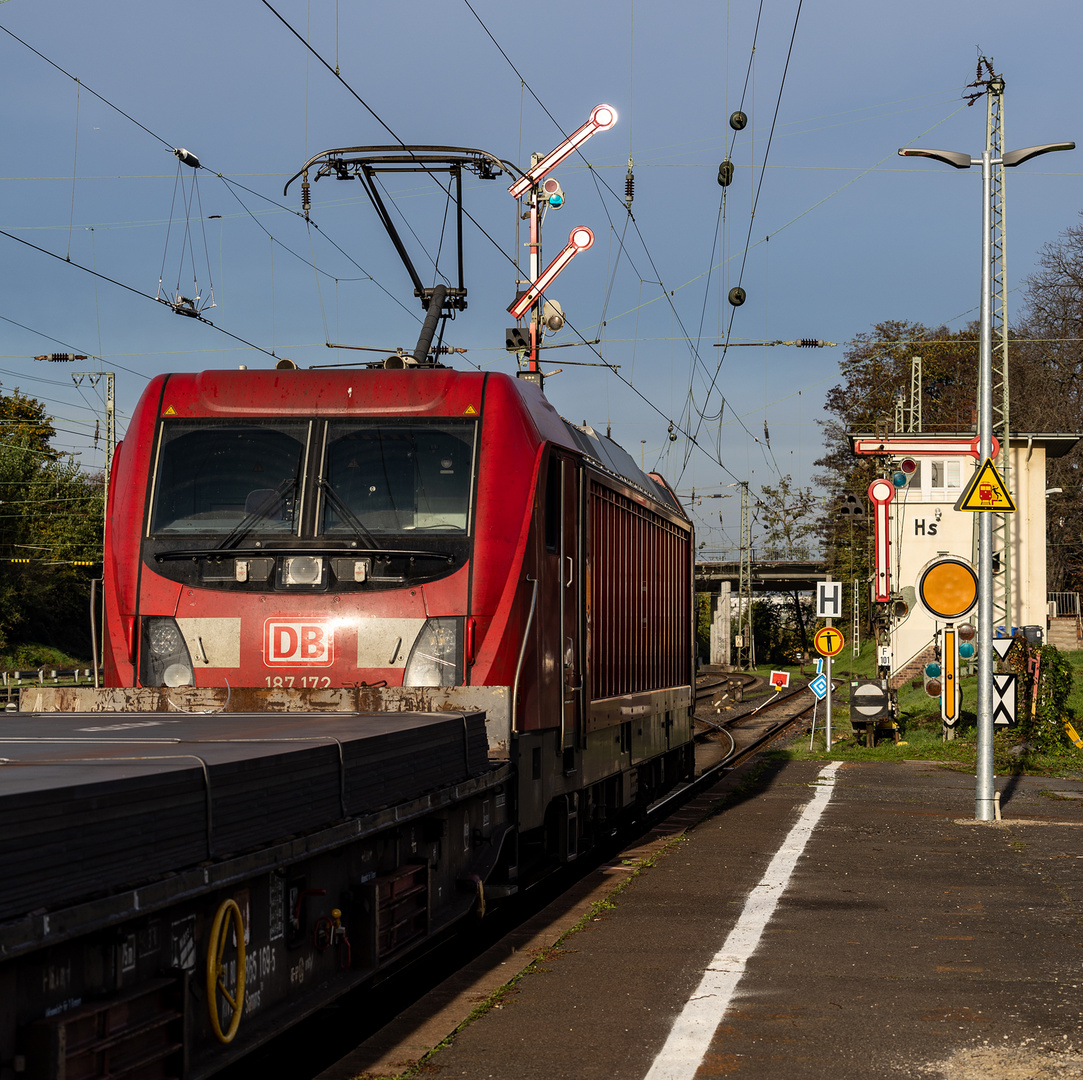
[917,556,978,620]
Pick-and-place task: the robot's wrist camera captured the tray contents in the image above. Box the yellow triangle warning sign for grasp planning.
[463,405,477,415]
[164,405,177,416]
[954,456,1016,513]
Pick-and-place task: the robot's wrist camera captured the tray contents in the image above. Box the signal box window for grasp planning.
[150,422,307,535]
[321,421,475,536]
[929,459,961,494]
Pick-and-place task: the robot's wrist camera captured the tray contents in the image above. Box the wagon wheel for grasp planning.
[206,898,246,1044]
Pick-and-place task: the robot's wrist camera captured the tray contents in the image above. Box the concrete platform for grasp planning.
[321,759,1083,1080]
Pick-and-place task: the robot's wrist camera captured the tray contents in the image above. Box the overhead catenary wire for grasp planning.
[461,0,721,399]
[4,2,1015,554]
[1,21,435,359]
[0,225,282,360]
[7,3,817,563]
[457,0,796,489]
[679,0,806,486]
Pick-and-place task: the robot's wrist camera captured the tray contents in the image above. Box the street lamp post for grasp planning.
[898,139,1073,821]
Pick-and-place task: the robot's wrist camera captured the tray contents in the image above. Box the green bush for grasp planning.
[1008,643,1074,752]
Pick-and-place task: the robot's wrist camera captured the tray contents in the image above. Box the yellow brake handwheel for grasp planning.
[206,898,246,1044]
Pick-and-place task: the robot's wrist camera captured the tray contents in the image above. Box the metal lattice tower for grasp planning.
[73,371,115,547]
[736,482,755,670]
[105,372,115,540]
[978,73,1012,633]
[852,578,860,658]
[909,356,922,432]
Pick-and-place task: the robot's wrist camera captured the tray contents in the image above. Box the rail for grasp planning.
[650,677,825,820]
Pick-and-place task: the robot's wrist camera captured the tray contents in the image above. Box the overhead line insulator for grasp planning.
[173,147,201,169]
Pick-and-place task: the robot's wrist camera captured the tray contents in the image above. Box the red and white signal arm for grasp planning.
[507,105,618,200]
[852,435,999,460]
[770,670,790,689]
[508,227,595,321]
[868,478,894,602]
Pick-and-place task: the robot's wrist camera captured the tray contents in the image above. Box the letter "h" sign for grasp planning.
[816,582,842,619]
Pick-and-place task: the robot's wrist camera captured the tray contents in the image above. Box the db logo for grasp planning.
[264,619,334,666]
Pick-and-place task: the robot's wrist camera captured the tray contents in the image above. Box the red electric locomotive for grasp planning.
[0,138,697,1078]
[103,362,695,849]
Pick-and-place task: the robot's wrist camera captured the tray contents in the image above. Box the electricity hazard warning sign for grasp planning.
[954,457,1016,513]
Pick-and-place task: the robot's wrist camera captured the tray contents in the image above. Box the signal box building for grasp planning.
[848,432,1080,684]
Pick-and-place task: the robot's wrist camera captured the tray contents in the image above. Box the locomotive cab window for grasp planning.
[149,421,308,536]
[320,420,476,537]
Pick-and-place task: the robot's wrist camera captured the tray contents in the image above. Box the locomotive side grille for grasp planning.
[588,483,691,700]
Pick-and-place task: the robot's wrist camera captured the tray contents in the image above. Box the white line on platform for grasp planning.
[643,761,844,1080]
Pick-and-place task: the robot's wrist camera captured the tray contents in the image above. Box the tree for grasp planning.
[695,592,712,664]
[1012,217,1083,595]
[815,321,981,624]
[0,388,57,455]
[0,396,103,657]
[816,212,1083,603]
[757,474,820,559]
[757,474,820,652]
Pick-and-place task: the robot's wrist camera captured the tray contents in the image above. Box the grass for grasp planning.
[0,642,92,672]
[737,642,1083,780]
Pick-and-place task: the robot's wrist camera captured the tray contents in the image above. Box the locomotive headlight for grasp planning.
[283,555,323,585]
[277,555,327,590]
[403,617,463,687]
[141,616,195,687]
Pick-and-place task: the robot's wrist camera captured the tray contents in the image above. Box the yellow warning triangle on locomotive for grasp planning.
[954,456,1016,513]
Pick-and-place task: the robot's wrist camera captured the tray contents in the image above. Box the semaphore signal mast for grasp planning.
[506,104,617,387]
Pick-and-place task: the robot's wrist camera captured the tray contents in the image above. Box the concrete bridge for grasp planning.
[694,559,827,594]
[694,559,829,667]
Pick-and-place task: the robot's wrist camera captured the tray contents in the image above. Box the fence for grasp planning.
[2,668,95,687]
[0,668,96,708]
[1048,592,1081,618]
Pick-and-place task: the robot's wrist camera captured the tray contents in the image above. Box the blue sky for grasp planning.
[1,0,1080,553]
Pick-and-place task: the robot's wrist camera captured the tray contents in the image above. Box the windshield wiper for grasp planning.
[317,476,382,550]
[215,477,297,551]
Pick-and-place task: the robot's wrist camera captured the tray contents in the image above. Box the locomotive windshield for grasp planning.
[150,421,309,536]
[147,418,475,542]
[320,420,475,536]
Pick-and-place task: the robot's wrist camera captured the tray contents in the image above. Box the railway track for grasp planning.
[218,677,829,1080]
[647,672,829,824]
